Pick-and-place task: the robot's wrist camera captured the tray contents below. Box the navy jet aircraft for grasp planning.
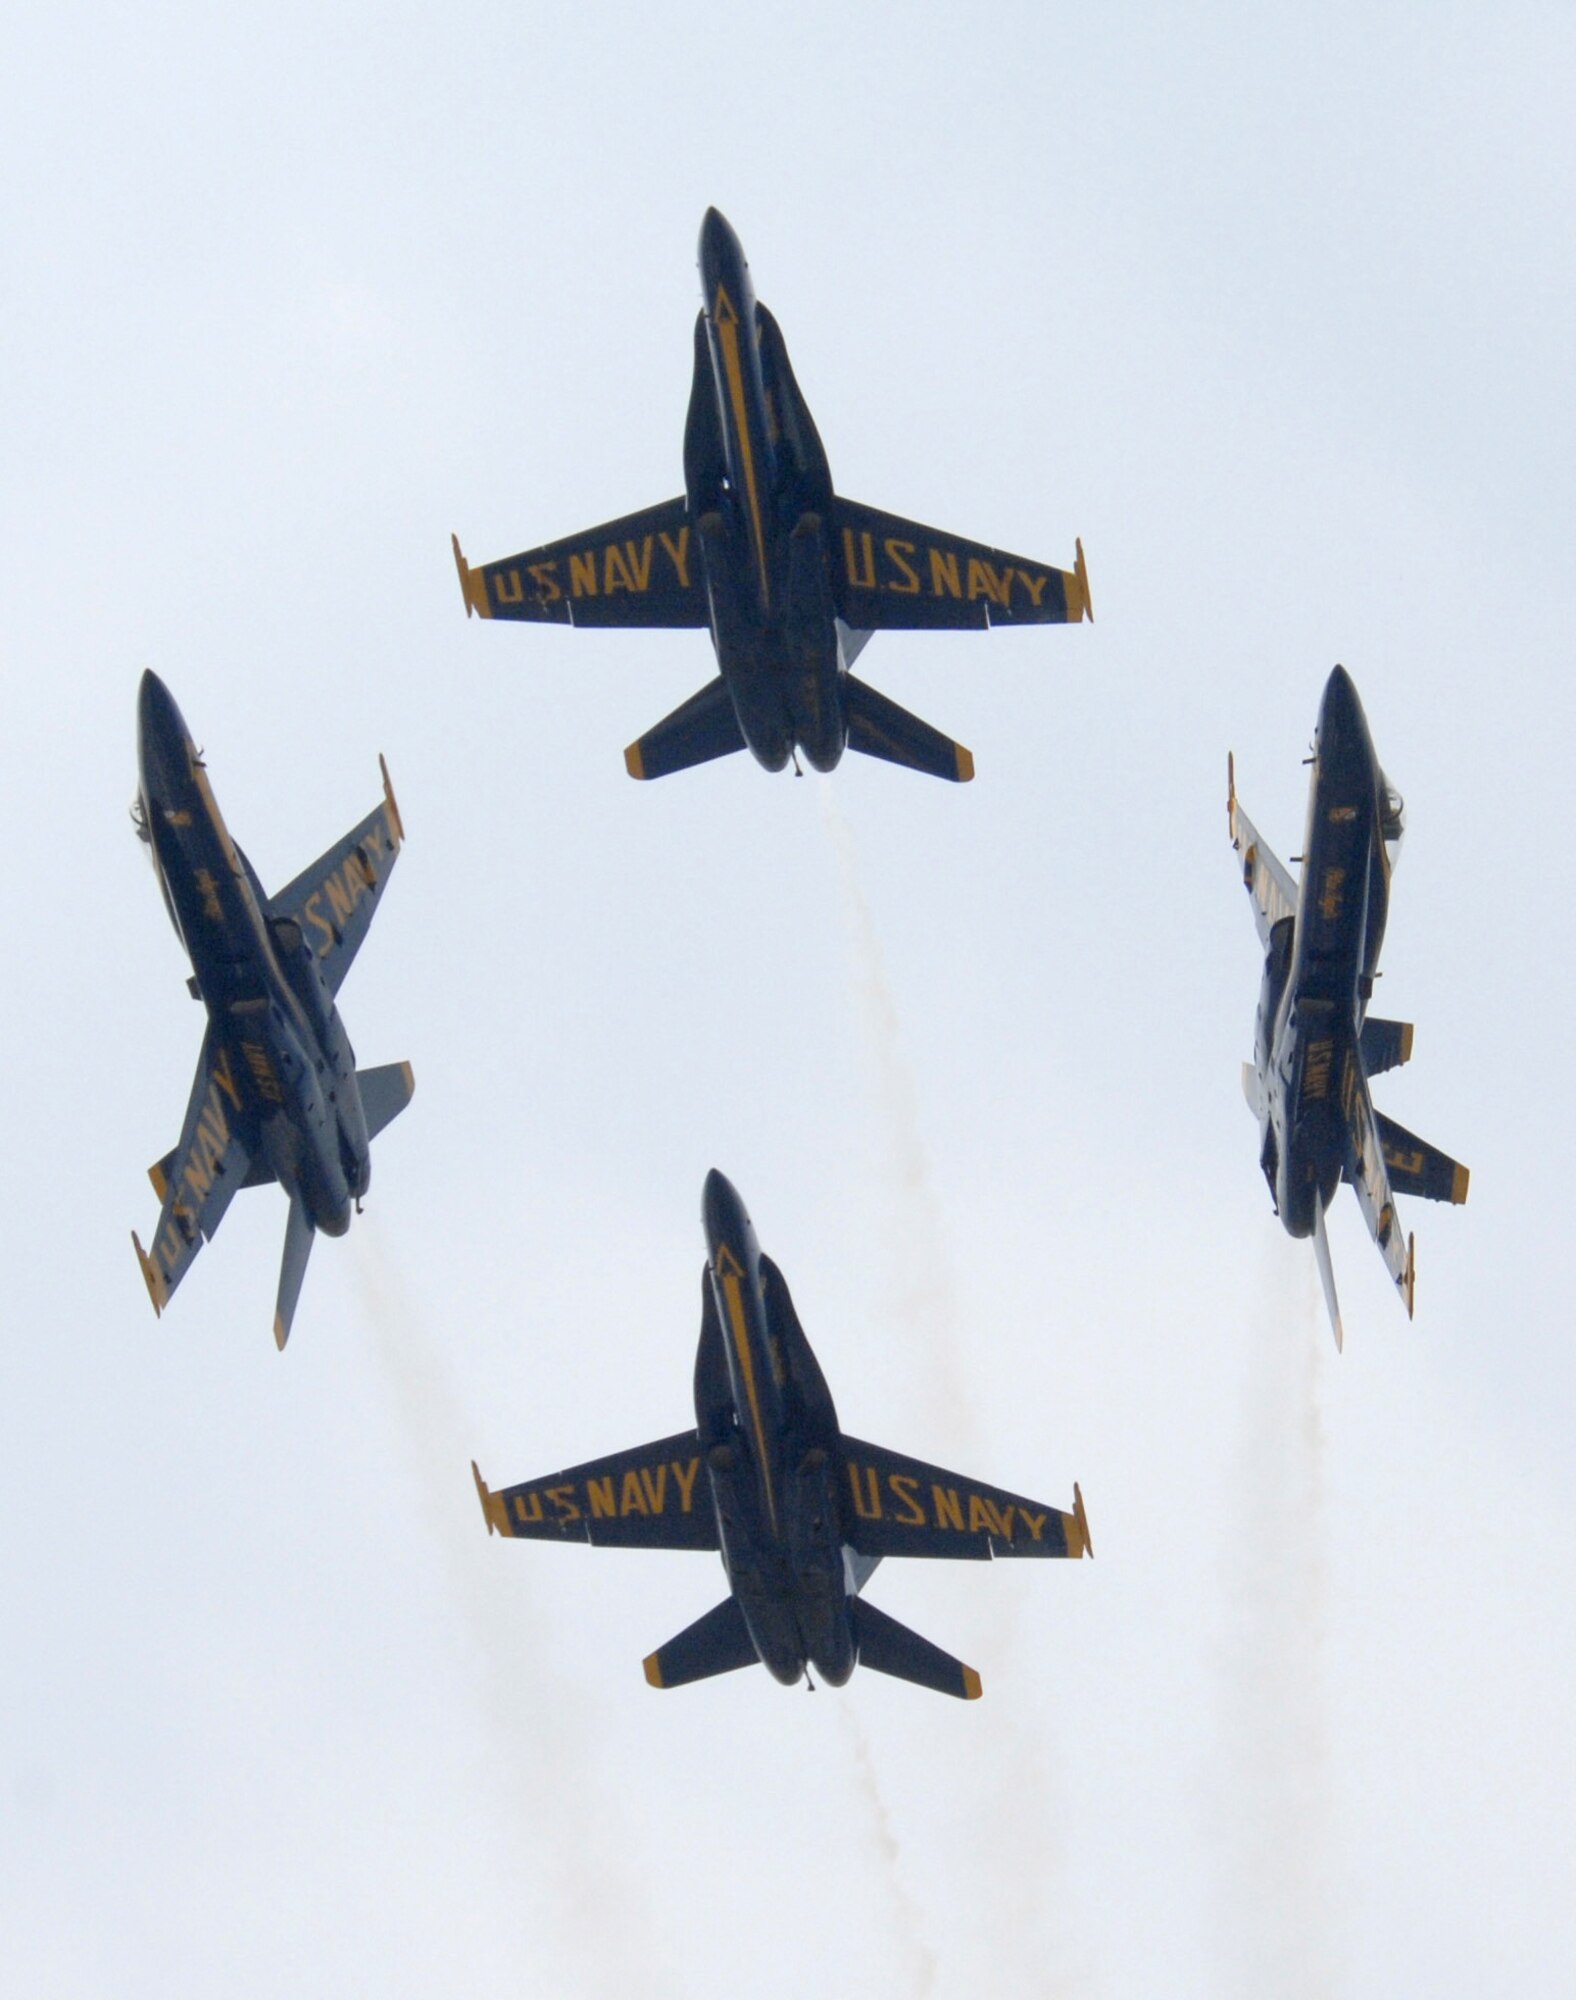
[471,1170,1090,1698]
[132,670,414,1348]
[1228,665,1468,1347]
[452,207,1090,782]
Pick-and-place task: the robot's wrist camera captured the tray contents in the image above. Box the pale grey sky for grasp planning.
[3,6,1573,1995]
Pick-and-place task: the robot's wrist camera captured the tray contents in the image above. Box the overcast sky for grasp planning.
[3,6,1574,1996]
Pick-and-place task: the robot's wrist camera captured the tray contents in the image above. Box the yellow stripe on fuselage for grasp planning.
[717,1249,778,1533]
[712,284,770,609]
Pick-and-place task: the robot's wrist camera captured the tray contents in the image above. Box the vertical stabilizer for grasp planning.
[274,1195,316,1351]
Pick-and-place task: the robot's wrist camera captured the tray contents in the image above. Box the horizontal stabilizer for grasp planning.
[843,676,973,782]
[643,1596,758,1689]
[357,1061,415,1143]
[1359,1017,1414,1076]
[626,676,745,780]
[1370,1112,1469,1205]
[852,1598,981,1700]
[274,1195,315,1351]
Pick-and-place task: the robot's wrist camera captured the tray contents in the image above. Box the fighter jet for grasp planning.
[131,670,414,1348]
[1228,665,1468,1347]
[452,207,1090,782]
[472,1170,1090,1698]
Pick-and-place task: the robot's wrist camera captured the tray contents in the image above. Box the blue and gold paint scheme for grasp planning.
[1228,665,1469,1347]
[131,671,415,1348]
[471,1170,1089,1699]
[453,207,1089,783]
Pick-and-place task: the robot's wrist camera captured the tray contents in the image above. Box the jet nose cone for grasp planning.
[702,1168,748,1248]
[137,669,189,778]
[698,207,746,287]
[1316,663,1373,765]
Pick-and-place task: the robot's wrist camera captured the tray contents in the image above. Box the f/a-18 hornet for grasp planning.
[472,1170,1090,1698]
[452,207,1090,782]
[1228,665,1468,1347]
[132,670,414,1348]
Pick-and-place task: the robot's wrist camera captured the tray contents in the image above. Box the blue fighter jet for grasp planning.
[472,1170,1090,1698]
[1228,665,1468,1346]
[132,671,414,1347]
[453,207,1090,782]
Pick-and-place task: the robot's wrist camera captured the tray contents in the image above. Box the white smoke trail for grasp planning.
[817,782,977,1451]
[819,784,1091,1998]
[836,1704,940,1996]
[1208,1245,1342,1998]
[349,1222,676,2000]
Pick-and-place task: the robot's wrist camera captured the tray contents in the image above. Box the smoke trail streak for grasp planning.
[1209,1247,1342,1998]
[837,1704,940,1996]
[818,782,977,1450]
[349,1223,675,2000]
[820,785,1090,1998]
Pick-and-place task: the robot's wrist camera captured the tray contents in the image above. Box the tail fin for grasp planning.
[844,675,974,782]
[643,1595,759,1688]
[1312,1201,1344,1353]
[625,677,745,780]
[1359,1017,1414,1076]
[274,1195,315,1351]
[852,1598,982,1700]
[357,1061,415,1143]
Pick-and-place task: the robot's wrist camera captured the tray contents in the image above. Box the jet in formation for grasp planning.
[1228,664,1468,1347]
[453,207,1091,783]
[472,1169,1090,1697]
[132,670,414,1348]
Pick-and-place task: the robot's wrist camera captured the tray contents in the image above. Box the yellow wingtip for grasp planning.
[378,754,405,844]
[961,1664,983,1700]
[471,1460,496,1535]
[452,534,491,619]
[147,1159,168,1201]
[1452,1163,1470,1204]
[1399,1021,1415,1064]
[643,1652,665,1689]
[1072,1480,1094,1559]
[954,743,975,783]
[1074,536,1093,623]
[132,1231,166,1316]
[1405,1233,1417,1319]
[624,741,647,781]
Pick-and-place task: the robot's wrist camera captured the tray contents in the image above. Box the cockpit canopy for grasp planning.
[1379,776,1405,868]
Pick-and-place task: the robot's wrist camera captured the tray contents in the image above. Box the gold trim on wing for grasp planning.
[378,754,405,846]
[961,1665,983,1700]
[471,1460,512,1537]
[132,1231,167,1315]
[452,534,493,619]
[1071,1481,1093,1559]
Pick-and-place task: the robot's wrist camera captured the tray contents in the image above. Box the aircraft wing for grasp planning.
[453,497,710,629]
[838,1436,1090,1560]
[133,1028,258,1314]
[828,498,1089,631]
[1339,1048,1416,1316]
[1228,754,1299,948]
[266,760,404,998]
[471,1431,719,1550]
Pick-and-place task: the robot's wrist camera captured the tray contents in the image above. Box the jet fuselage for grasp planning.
[686,207,848,773]
[695,1169,856,1687]
[1254,665,1399,1236]
[136,670,370,1238]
